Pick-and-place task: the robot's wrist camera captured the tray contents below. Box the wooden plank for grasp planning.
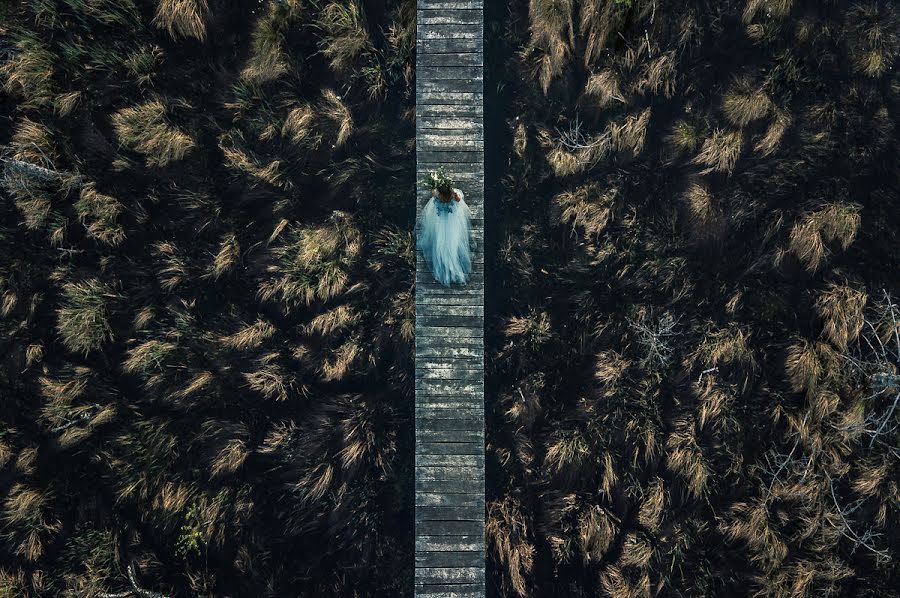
[418,0,483,12]
[416,429,483,443]
[416,505,483,522]
[415,520,484,537]
[418,9,483,25]
[416,103,483,117]
[419,24,482,39]
[417,150,484,164]
[415,400,484,411]
[417,454,480,467]
[414,585,485,598]
[416,66,483,81]
[417,492,484,506]
[415,551,483,568]
[414,567,484,585]
[416,584,485,598]
[416,442,482,455]
[417,52,482,67]
[420,79,482,93]
[416,534,483,551]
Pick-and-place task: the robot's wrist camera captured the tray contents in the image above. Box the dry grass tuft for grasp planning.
[318,1,374,75]
[722,77,772,126]
[583,70,624,109]
[815,284,867,352]
[785,338,838,398]
[487,497,534,596]
[111,100,196,167]
[56,279,117,355]
[610,108,652,157]
[787,203,861,273]
[153,0,209,41]
[682,182,725,243]
[665,417,709,498]
[755,107,793,156]
[527,0,574,94]
[692,129,744,174]
[847,3,900,78]
[219,320,276,351]
[553,182,619,240]
[259,213,363,310]
[75,183,125,246]
[319,89,354,148]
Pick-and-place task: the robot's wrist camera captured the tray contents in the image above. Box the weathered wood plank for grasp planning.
[416,534,483,551]
[417,52,482,67]
[419,23,482,39]
[418,0,483,10]
[420,79,483,93]
[414,567,484,585]
[416,66,483,81]
[417,454,480,467]
[416,429,483,443]
[418,9,483,25]
[416,491,484,506]
[417,150,484,164]
[415,520,484,537]
[416,504,483,522]
[418,37,483,54]
[413,585,484,598]
[416,441,482,455]
[415,477,484,494]
[415,551,484,568]
[416,397,484,409]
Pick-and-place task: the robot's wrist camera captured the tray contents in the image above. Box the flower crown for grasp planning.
[422,167,454,192]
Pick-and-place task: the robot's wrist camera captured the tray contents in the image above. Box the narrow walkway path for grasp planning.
[414,0,485,596]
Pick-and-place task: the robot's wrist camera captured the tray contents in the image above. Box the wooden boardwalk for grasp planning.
[414,0,485,596]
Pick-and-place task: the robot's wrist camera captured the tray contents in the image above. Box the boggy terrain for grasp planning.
[485,0,898,596]
[0,0,416,596]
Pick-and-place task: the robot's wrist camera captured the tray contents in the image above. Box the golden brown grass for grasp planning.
[487,497,534,596]
[318,1,374,75]
[528,0,574,94]
[219,320,275,351]
[111,100,196,167]
[755,107,793,156]
[610,108,652,157]
[847,3,900,78]
[553,182,618,240]
[75,183,125,246]
[722,77,772,126]
[692,128,743,174]
[815,284,867,352]
[681,182,724,243]
[787,203,861,273]
[582,69,624,109]
[152,0,209,41]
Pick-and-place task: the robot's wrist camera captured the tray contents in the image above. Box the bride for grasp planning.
[417,167,473,286]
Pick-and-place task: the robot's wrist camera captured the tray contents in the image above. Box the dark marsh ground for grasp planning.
[0,0,898,597]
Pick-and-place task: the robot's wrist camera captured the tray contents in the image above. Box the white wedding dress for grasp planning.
[417,188,473,286]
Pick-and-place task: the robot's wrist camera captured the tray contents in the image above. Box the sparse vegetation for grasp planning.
[488,0,899,595]
[0,0,415,595]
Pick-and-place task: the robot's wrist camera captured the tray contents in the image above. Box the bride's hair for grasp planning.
[436,182,453,198]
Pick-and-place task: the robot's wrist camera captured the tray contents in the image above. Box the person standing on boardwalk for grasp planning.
[418,167,473,286]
